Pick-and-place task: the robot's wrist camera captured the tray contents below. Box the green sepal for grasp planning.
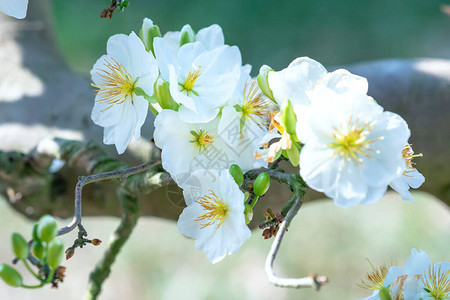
[280,99,297,136]
[229,164,244,186]
[274,148,282,161]
[0,264,22,287]
[423,287,430,293]
[257,65,275,102]
[285,145,300,167]
[31,241,46,260]
[179,25,196,47]
[239,115,246,133]
[244,203,253,225]
[253,172,271,196]
[379,286,391,300]
[243,192,249,202]
[37,215,58,243]
[140,24,161,55]
[155,80,179,111]
[134,87,157,103]
[47,239,64,270]
[233,104,242,112]
[11,233,29,260]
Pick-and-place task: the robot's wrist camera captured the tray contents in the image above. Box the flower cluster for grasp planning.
[358,249,449,300]
[90,19,426,262]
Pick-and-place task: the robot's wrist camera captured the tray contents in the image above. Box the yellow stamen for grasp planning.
[269,111,285,134]
[195,190,228,229]
[190,129,215,152]
[329,115,382,164]
[241,80,272,130]
[422,264,450,299]
[180,67,202,95]
[91,58,135,111]
[358,260,394,290]
[402,144,423,177]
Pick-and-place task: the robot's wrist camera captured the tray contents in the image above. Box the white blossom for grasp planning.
[177,169,251,263]
[0,0,28,19]
[153,109,264,185]
[90,32,159,154]
[153,37,241,123]
[298,89,410,208]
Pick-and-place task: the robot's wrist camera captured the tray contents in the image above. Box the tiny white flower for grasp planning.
[90,32,159,154]
[154,110,262,185]
[389,144,425,201]
[0,0,28,19]
[153,37,241,123]
[298,89,410,208]
[177,169,251,263]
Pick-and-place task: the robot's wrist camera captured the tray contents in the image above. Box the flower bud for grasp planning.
[139,18,162,54]
[253,172,270,196]
[155,78,179,110]
[11,233,28,260]
[0,264,22,287]
[244,203,253,225]
[257,65,275,102]
[65,248,75,260]
[31,241,46,260]
[280,99,297,137]
[91,239,102,246]
[37,215,58,243]
[47,239,64,270]
[229,164,244,186]
[179,24,196,47]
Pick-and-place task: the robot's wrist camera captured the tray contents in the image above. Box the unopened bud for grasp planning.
[229,164,244,186]
[11,233,28,260]
[257,65,275,102]
[179,24,196,47]
[0,264,22,287]
[91,239,102,246]
[262,228,273,240]
[31,241,45,260]
[65,248,75,260]
[37,215,58,243]
[47,239,64,269]
[253,172,271,196]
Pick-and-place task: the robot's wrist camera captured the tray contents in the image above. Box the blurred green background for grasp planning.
[1,1,450,299]
[51,0,450,74]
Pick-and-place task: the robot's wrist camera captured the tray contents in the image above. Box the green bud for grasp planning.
[280,99,297,136]
[229,164,244,186]
[11,233,29,260]
[139,18,162,54]
[0,264,22,287]
[47,239,64,270]
[120,0,130,7]
[253,172,270,196]
[244,203,253,225]
[37,215,58,243]
[155,79,179,110]
[179,24,196,47]
[31,241,46,260]
[257,65,275,102]
[285,145,300,167]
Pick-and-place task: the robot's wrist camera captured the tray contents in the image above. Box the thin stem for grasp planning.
[250,195,260,208]
[22,259,41,281]
[265,192,328,289]
[57,159,161,236]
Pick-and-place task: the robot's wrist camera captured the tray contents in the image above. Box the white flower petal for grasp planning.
[196,24,225,50]
[0,0,28,19]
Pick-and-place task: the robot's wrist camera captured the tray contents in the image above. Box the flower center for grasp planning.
[190,129,215,152]
[195,190,228,229]
[329,115,382,164]
[401,144,423,177]
[92,58,136,111]
[422,264,450,299]
[239,80,272,131]
[180,67,201,96]
[358,260,393,290]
